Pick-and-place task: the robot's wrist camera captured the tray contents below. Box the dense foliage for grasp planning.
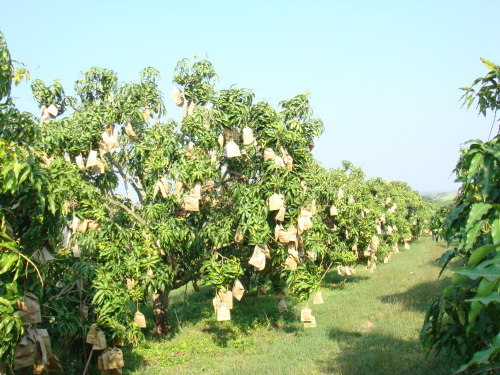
[0,33,433,374]
[421,58,499,374]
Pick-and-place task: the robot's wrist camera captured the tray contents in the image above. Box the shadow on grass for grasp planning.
[118,346,149,372]
[322,272,370,291]
[321,328,458,375]
[140,284,302,348]
[379,277,451,312]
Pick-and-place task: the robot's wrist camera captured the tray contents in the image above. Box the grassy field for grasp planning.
[124,238,459,375]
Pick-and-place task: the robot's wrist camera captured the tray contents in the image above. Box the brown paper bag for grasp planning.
[242,127,254,145]
[34,328,52,365]
[93,329,107,350]
[193,183,202,199]
[297,209,313,234]
[248,245,266,271]
[107,348,124,369]
[33,246,55,263]
[257,286,266,296]
[186,102,196,116]
[278,298,288,313]
[183,194,200,212]
[77,219,89,233]
[277,225,297,244]
[345,265,353,276]
[75,154,85,170]
[171,87,184,107]
[218,291,233,309]
[14,332,36,370]
[102,128,120,154]
[285,255,298,270]
[71,242,81,258]
[40,105,49,123]
[79,304,89,321]
[337,265,345,276]
[274,155,285,168]
[217,303,231,321]
[234,228,244,243]
[232,280,245,301]
[330,205,338,216]
[87,324,107,350]
[348,196,355,204]
[300,308,313,322]
[18,292,42,324]
[404,241,410,250]
[124,123,137,140]
[383,256,389,264]
[391,244,399,253]
[263,148,275,161]
[86,150,98,168]
[143,108,151,121]
[280,147,293,171]
[275,206,286,221]
[217,134,225,148]
[47,104,58,117]
[174,180,183,196]
[268,193,284,211]
[88,220,99,230]
[86,324,98,344]
[309,200,317,215]
[225,140,241,158]
[337,188,344,200]
[313,291,324,305]
[134,311,146,328]
[153,180,166,199]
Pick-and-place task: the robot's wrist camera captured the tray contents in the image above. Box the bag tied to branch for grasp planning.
[242,127,254,145]
[313,291,324,305]
[86,324,107,350]
[218,290,233,309]
[268,193,284,211]
[17,292,42,325]
[248,245,266,271]
[183,194,200,212]
[263,148,275,161]
[124,123,138,140]
[134,311,146,328]
[225,140,241,158]
[232,279,245,301]
[278,297,288,313]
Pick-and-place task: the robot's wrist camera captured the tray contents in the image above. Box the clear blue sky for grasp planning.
[2,0,499,192]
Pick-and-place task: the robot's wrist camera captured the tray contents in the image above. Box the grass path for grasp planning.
[126,238,458,374]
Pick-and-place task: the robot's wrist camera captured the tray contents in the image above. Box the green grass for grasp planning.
[124,238,458,375]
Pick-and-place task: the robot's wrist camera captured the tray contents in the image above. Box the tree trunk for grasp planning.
[152,289,171,336]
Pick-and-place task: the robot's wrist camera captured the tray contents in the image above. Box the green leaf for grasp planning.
[0,253,18,274]
[465,292,500,305]
[465,219,486,250]
[465,203,491,233]
[455,333,500,373]
[467,243,500,269]
[455,264,500,281]
[467,152,483,183]
[480,57,498,72]
[491,217,500,244]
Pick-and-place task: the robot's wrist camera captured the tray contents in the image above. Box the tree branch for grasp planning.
[104,195,145,225]
[106,154,144,203]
